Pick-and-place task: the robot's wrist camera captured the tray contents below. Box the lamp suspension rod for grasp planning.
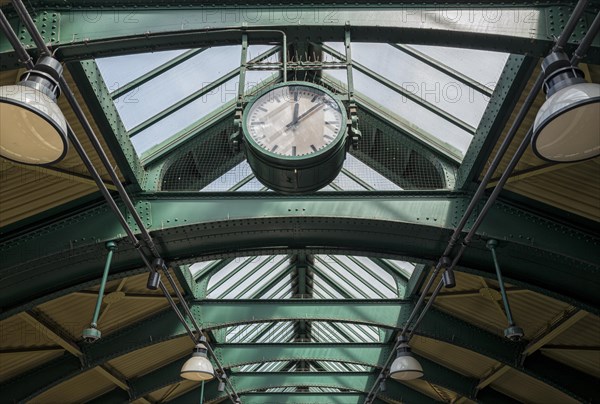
[364,1,591,402]
[487,240,516,326]
[90,242,117,328]
[7,3,240,400]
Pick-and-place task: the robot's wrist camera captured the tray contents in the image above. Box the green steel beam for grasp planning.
[2,6,599,69]
[2,194,597,317]
[68,61,145,191]
[213,343,392,368]
[456,54,537,189]
[2,299,589,403]
[234,392,374,404]
[170,372,439,404]
[110,48,207,100]
[405,264,429,299]
[124,344,489,402]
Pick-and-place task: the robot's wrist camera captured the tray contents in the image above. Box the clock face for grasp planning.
[245,84,345,157]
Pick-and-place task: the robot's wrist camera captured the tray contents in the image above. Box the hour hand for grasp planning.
[291,103,300,126]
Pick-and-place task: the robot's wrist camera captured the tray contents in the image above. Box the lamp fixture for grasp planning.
[180,341,215,381]
[532,51,600,163]
[389,337,423,381]
[0,55,68,165]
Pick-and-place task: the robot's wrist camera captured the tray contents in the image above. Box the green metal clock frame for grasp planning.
[242,81,348,194]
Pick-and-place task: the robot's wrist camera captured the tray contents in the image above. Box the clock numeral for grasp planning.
[257,106,268,112]
[310,144,318,152]
[310,95,318,103]
[251,121,265,125]
[271,145,279,152]
[324,134,334,141]
[292,146,297,156]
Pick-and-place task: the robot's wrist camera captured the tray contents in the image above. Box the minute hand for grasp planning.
[286,103,324,129]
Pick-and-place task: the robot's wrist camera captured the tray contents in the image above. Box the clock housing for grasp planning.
[242,82,348,194]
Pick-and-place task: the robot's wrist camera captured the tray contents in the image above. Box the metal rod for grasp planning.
[237,33,248,107]
[200,380,204,404]
[407,279,444,340]
[344,28,354,103]
[487,240,515,326]
[90,242,117,327]
[571,11,600,65]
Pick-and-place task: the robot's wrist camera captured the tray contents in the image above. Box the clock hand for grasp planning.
[291,103,299,125]
[285,103,324,129]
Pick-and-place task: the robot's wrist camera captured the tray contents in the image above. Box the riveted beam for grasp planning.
[2,6,599,69]
[234,392,373,404]
[456,54,537,189]
[168,371,439,404]
[125,345,487,401]
[1,194,598,317]
[68,60,145,191]
[4,299,583,403]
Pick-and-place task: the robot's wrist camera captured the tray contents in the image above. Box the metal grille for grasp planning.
[158,75,456,192]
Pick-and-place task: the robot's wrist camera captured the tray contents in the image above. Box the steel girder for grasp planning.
[3,299,596,403]
[1,5,599,69]
[171,371,438,404]
[1,194,598,317]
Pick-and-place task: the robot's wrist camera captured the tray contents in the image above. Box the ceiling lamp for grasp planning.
[0,55,68,165]
[532,51,600,162]
[180,342,215,381]
[389,337,423,381]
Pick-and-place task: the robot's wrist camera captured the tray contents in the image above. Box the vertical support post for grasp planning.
[82,241,117,342]
[200,380,205,404]
[237,33,248,109]
[344,25,361,149]
[344,26,354,104]
[487,239,524,341]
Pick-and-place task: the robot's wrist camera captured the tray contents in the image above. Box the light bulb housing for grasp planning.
[389,339,423,381]
[532,51,600,163]
[0,56,68,165]
[180,343,215,381]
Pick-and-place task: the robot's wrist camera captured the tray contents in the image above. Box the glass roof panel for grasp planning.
[410,44,509,88]
[96,49,188,89]
[326,68,473,155]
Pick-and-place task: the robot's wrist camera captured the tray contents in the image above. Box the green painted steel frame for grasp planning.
[1,5,599,69]
[2,299,596,403]
[1,193,597,316]
[68,60,145,191]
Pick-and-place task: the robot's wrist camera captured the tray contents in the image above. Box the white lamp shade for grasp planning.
[532,82,600,162]
[180,344,215,381]
[0,84,68,165]
[389,354,423,381]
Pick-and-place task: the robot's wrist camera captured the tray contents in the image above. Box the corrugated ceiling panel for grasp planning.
[541,349,600,379]
[107,335,192,379]
[0,349,64,382]
[435,289,572,339]
[547,313,600,346]
[147,379,197,402]
[492,368,579,404]
[0,170,96,226]
[29,368,115,404]
[411,336,497,378]
[504,160,600,220]
[0,315,57,348]
[36,293,100,341]
[403,378,459,402]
